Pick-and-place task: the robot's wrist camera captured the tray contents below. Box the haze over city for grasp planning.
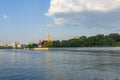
[0,0,120,44]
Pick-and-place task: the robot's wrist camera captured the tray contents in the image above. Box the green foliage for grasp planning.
[42,33,120,48]
[42,42,53,48]
[26,44,38,48]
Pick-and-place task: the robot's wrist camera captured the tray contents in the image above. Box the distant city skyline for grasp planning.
[0,0,120,44]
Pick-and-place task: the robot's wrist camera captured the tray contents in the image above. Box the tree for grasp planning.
[41,33,120,48]
[26,43,38,48]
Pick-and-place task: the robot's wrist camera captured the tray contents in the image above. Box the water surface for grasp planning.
[0,48,120,80]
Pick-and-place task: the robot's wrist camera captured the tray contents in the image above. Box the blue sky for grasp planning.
[0,0,120,44]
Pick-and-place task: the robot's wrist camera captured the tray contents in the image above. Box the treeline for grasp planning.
[42,33,120,47]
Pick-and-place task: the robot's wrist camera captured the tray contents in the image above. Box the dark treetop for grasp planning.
[42,33,120,47]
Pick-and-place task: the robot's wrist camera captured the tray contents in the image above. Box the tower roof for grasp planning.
[46,33,51,42]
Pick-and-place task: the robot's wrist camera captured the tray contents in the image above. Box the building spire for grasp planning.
[46,31,51,42]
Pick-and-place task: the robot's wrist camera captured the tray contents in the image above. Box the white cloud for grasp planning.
[47,24,54,27]
[46,0,120,16]
[45,0,120,33]
[3,14,10,20]
[54,18,65,25]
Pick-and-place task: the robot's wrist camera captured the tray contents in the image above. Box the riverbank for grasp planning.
[32,47,120,52]
[1,47,120,52]
[33,48,82,51]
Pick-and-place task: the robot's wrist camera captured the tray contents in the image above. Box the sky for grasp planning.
[0,0,120,44]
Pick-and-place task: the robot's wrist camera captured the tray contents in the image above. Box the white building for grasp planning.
[12,42,22,49]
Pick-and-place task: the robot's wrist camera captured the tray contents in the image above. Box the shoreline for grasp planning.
[1,47,120,52]
[32,47,120,52]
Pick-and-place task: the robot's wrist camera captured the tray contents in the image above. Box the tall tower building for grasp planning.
[46,32,51,42]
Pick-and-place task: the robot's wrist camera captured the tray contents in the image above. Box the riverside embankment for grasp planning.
[33,47,120,52]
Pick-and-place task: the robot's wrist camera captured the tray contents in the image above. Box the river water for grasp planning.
[0,48,120,80]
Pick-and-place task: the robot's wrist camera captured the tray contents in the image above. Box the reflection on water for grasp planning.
[0,48,120,80]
